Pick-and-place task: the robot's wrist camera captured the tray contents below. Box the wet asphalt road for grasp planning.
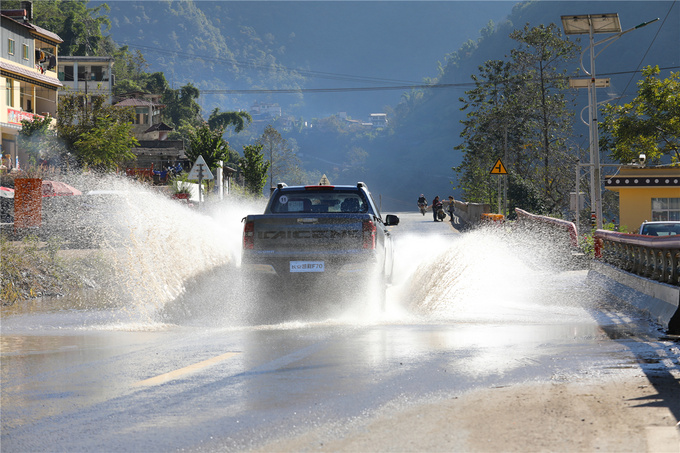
[1,211,677,451]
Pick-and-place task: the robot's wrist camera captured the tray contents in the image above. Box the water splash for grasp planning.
[47,175,261,325]
[402,225,590,324]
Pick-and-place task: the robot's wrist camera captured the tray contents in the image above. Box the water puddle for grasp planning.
[3,176,604,335]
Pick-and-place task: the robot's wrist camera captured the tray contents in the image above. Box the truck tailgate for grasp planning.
[246,214,369,252]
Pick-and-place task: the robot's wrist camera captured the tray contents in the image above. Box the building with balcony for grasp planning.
[58,55,114,103]
[1,2,62,170]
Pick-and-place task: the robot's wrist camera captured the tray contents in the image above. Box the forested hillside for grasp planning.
[376,0,678,208]
[96,1,676,209]
[99,0,515,119]
[15,0,675,209]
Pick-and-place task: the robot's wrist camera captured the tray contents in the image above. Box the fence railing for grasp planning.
[515,208,579,248]
[594,229,680,287]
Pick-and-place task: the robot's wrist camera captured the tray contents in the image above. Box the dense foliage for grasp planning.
[56,93,138,170]
[183,123,236,172]
[455,23,580,215]
[600,66,680,165]
[240,144,270,196]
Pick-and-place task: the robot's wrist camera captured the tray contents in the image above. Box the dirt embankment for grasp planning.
[0,238,111,305]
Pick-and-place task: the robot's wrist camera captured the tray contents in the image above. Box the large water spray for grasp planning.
[400,226,590,325]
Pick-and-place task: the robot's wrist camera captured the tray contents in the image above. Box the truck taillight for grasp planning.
[362,220,376,249]
[243,221,255,249]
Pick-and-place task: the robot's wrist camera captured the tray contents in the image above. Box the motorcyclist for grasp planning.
[417,194,427,215]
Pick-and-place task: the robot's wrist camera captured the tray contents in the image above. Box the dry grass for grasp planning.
[0,234,84,305]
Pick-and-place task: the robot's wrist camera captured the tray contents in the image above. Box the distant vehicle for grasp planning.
[638,221,680,236]
[241,182,399,308]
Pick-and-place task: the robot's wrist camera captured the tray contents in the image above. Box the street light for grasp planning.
[561,13,659,229]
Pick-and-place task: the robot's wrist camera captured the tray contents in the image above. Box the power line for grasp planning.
[619,0,677,101]
[117,41,423,86]
[117,42,678,95]
[198,66,680,94]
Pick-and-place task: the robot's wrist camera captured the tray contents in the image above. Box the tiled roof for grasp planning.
[0,60,62,87]
[115,97,165,108]
[144,122,173,133]
[59,56,114,62]
[30,23,63,43]
[1,14,63,44]
[115,98,154,107]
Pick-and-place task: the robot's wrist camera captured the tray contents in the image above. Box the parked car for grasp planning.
[638,220,680,236]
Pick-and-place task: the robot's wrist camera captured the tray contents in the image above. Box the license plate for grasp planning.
[290,261,325,273]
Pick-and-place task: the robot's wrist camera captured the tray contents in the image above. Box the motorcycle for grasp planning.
[434,203,447,221]
[418,202,428,216]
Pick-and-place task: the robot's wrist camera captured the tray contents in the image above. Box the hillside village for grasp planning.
[1,3,390,178]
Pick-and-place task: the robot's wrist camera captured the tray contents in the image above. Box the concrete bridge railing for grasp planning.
[515,208,579,248]
[593,230,680,287]
[510,208,679,333]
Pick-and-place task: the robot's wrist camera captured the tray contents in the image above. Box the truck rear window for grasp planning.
[270,191,369,214]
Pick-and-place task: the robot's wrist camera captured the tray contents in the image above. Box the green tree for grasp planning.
[600,66,680,165]
[208,109,252,133]
[21,0,112,56]
[455,23,579,213]
[18,116,62,166]
[455,60,519,205]
[56,93,138,170]
[257,125,301,189]
[162,83,203,129]
[110,46,151,96]
[240,144,270,196]
[184,123,234,172]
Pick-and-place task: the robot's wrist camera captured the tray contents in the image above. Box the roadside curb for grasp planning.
[587,261,680,332]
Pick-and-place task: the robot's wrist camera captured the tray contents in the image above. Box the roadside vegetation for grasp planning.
[0,234,121,306]
[0,235,81,305]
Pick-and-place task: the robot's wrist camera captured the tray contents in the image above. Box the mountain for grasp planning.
[99,0,516,119]
[377,0,679,209]
[97,1,678,209]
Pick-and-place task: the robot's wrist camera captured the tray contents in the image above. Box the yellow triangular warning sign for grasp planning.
[490,158,508,175]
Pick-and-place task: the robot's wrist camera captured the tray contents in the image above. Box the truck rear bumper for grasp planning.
[241,252,380,278]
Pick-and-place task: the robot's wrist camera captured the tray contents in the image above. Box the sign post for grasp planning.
[489,158,508,214]
[188,155,214,206]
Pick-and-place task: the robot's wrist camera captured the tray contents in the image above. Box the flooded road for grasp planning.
[2,205,679,452]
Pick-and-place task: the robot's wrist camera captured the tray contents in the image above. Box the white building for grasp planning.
[58,55,114,103]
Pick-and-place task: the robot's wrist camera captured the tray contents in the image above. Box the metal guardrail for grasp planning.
[594,229,680,286]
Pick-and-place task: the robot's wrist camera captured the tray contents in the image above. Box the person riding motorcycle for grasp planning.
[417,194,428,215]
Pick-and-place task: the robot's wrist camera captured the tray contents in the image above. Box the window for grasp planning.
[62,65,74,82]
[22,44,29,60]
[90,65,103,81]
[651,198,680,221]
[8,39,15,55]
[270,190,368,214]
[135,107,149,125]
[6,79,14,107]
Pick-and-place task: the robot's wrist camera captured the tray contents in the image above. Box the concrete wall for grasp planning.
[452,201,490,229]
[587,261,680,333]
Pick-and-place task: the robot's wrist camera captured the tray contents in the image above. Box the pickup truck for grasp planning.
[241,182,399,307]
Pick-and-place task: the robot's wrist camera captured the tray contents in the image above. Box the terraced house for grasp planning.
[1,1,62,170]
